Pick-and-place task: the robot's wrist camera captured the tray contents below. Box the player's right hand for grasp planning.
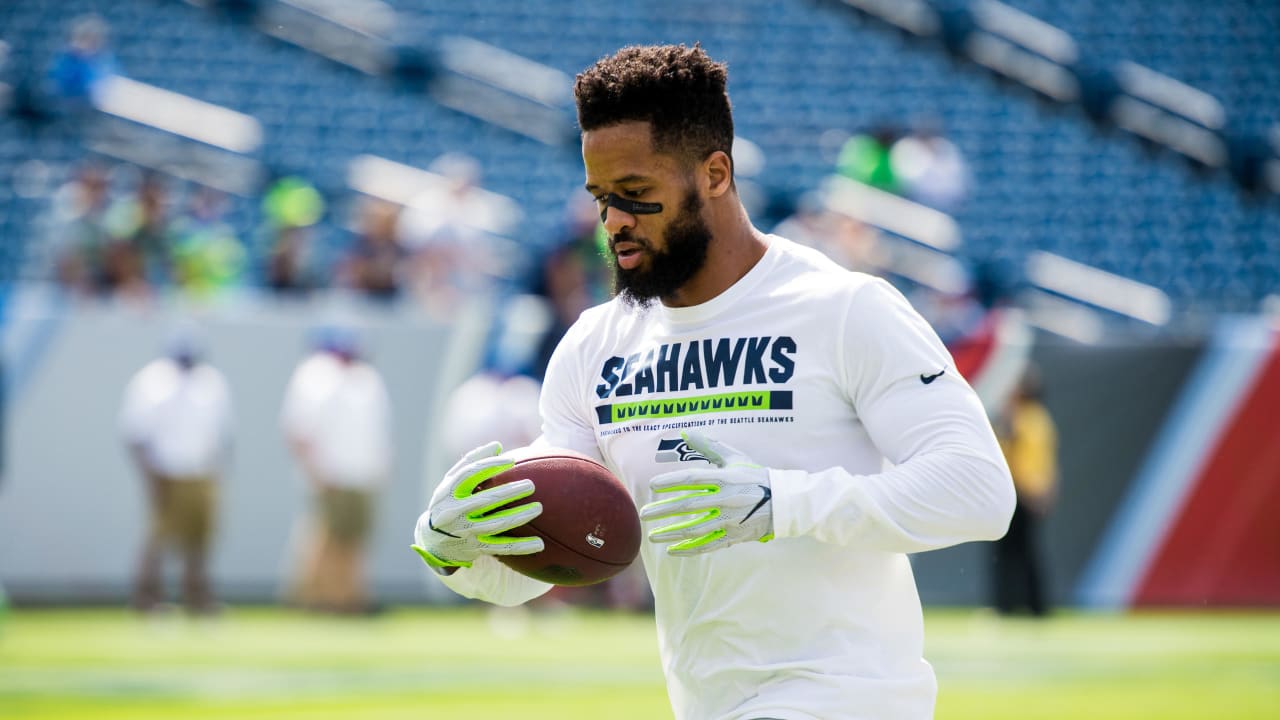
[412,441,544,571]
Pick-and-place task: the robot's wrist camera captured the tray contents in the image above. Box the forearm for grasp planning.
[771,448,1014,554]
[432,555,553,607]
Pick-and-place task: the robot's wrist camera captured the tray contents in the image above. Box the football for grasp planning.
[478,447,641,586]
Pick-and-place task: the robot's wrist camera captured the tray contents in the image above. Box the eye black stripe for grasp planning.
[600,193,663,222]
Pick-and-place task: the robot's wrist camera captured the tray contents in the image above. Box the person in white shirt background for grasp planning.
[412,44,1015,720]
[281,326,392,615]
[119,327,232,615]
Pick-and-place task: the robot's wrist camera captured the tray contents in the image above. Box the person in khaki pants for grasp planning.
[281,328,391,614]
[120,332,232,615]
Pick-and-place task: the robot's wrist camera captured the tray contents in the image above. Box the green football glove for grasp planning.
[412,441,544,571]
[640,430,775,557]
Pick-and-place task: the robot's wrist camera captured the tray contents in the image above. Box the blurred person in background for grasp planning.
[119,329,233,615]
[772,190,887,275]
[105,170,174,289]
[267,225,318,295]
[991,364,1058,617]
[97,230,150,300]
[528,192,613,380]
[396,153,505,318]
[836,122,902,193]
[50,160,113,296]
[927,260,1032,417]
[439,372,543,471]
[889,118,970,213]
[170,185,247,300]
[262,175,326,295]
[338,196,407,302]
[47,14,118,114]
[439,294,548,462]
[281,328,392,614]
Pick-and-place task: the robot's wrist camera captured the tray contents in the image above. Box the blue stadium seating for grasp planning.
[0,0,1276,314]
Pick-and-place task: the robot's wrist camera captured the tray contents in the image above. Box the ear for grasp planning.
[702,151,733,198]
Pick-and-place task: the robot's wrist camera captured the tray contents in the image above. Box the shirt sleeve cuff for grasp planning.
[769,467,814,540]
[769,466,869,543]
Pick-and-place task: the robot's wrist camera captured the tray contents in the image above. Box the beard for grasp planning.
[612,189,712,308]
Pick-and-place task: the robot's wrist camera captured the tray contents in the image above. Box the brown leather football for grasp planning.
[477,447,640,586]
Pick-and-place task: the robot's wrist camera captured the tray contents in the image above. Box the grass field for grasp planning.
[1,605,1277,719]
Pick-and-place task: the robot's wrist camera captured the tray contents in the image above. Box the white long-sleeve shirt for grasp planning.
[431,236,1014,720]
[119,359,233,479]
[281,353,393,488]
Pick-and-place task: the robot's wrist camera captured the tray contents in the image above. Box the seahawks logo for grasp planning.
[654,438,709,464]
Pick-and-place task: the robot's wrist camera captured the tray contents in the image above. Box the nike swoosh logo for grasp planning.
[428,516,460,539]
[920,369,946,385]
[741,485,772,524]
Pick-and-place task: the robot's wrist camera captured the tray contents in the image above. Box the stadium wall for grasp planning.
[0,293,491,605]
[1078,317,1280,608]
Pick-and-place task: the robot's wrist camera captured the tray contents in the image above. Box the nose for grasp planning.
[601,204,636,237]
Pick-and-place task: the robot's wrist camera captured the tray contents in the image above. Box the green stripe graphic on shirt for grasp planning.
[595,390,793,425]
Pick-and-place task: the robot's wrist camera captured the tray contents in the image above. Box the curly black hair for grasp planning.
[574,44,734,171]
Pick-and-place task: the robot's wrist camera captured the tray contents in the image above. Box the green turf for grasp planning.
[927,611,1280,719]
[0,606,1277,719]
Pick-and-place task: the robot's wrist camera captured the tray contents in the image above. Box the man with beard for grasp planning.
[413,44,1014,720]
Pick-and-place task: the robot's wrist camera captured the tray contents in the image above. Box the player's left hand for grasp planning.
[640,430,774,556]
